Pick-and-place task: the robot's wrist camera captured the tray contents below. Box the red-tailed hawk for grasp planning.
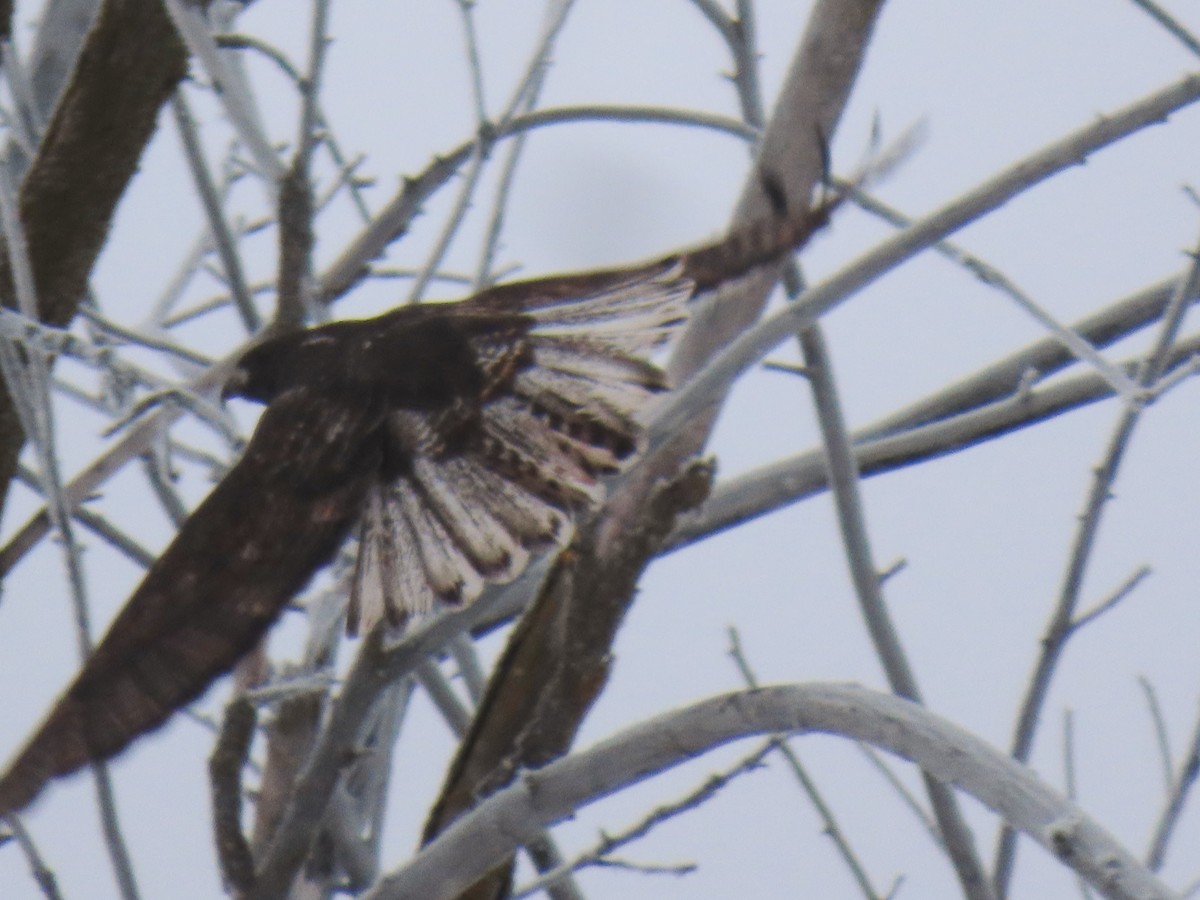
[0,198,837,816]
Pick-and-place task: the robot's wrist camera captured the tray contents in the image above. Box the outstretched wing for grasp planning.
[0,388,383,816]
[348,261,694,633]
[0,192,844,809]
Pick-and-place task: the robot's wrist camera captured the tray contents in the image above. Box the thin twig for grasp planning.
[470,77,543,290]
[842,182,1141,402]
[102,385,242,451]
[161,0,285,182]
[1071,565,1152,632]
[1128,0,1200,57]
[516,739,768,900]
[13,465,156,568]
[1062,710,1097,900]
[171,92,261,332]
[373,684,1173,900]
[651,73,1200,445]
[144,162,248,329]
[856,742,941,847]
[728,627,885,899]
[995,218,1200,893]
[727,0,766,132]
[243,672,338,707]
[162,280,273,329]
[415,660,473,737]
[330,679,414,890]
[1138,677,1175,794]
[797,322,990,896]
[78,305,215,368]
[212,31,374,219]
[512,741,771,898]
[400,121,486,304]
[319,102,757,303]
[446,633,487,704]
[455,0,489,125]
[297,0,331,180]
[405,0,579,304]
[4,816,63,900]
[0,352,239,580]
[140,451,190,528]
[1145,698,1200,869]
[685,0,736,46]
[665,330,1200,556]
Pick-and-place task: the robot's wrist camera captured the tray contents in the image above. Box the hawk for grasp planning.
[0,197,838,816]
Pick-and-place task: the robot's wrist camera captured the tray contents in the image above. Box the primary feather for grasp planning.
[348,261,694,634]
[0,191,846,814]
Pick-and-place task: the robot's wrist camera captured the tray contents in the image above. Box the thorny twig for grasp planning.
[0,132,142,900]
[728,628,887,899]
[3,817,63,900]
[995,215,1200,894]
[512,740,773,898]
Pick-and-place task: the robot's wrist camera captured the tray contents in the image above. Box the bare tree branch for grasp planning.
[370,684,1177,900]
[414,10,899,899]
[0,0,192,511]
[996,217,1200,894]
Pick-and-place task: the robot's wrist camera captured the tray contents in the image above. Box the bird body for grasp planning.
[0,194,838,816]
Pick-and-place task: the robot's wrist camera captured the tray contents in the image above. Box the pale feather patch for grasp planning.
[386,494,442,619]
[465,332,533,400]
[529,341,669,424]
[386,401,483,461]
[387,408,451,456]
[357,259,695,626]
[532,339,668,391]
[410,456,528,581]
[481,397,605,508]
[394,481,485,606]
[442,455,569,549]
[514,366,643,454]
[348,486,410,635]
[525,264,693,353]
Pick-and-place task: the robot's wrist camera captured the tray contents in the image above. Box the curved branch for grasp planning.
[366,684,1175,900]
[415,7,891,899]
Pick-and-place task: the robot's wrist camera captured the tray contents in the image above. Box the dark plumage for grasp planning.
[0,195,839,815]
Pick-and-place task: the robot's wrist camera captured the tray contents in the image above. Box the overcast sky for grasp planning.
[1,1,1199,898]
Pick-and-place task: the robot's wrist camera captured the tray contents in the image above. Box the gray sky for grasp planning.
[1,1,1199,897]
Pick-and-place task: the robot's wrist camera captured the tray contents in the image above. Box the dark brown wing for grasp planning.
[350,263,695,632]
[346,197,847,631]
[0,387,383,816]
[466,192,843,304]
[0,194,849,808]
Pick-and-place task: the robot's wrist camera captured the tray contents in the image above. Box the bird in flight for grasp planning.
[0,188,841,817]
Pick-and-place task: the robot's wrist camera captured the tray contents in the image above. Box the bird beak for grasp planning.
[221,366,249,402]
